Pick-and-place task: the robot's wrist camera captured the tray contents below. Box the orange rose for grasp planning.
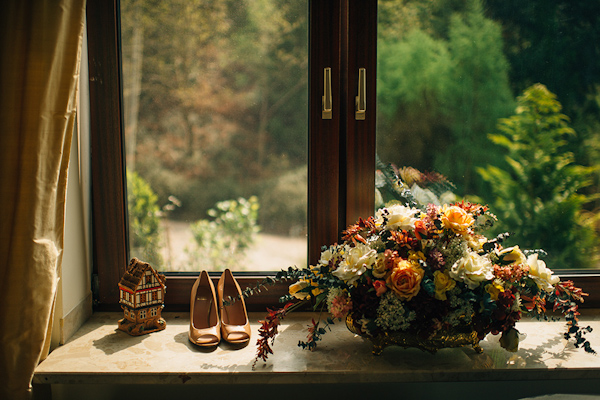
[386,259,424,301]
[441,205,474,235]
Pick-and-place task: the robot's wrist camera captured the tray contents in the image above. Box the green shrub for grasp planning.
[127,170,164,268]
[187,196,260,271]
[259,166,307,235]
[478,84,598,269]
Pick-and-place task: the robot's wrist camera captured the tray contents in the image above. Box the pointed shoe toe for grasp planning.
[218,269,251,345]
[189,271,221,347]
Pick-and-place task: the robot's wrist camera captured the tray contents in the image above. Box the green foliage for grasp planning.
[377,0,514,195]
[478,84,598,269]
[187,196,260,271]
[127,170,163,268]
[377,27,452,172]
[259,166,307,235]
[435,0,514,193]
[120,0,308,233]
[484,0,600,117]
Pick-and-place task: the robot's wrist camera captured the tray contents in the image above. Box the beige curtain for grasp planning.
[0,1,86,399]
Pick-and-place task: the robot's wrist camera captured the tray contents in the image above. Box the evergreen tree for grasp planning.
[478,84,598,269]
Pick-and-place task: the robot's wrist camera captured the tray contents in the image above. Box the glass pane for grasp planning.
[376,0,599,270]
[121,0,308,272]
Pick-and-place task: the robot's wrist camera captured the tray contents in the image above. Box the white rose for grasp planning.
[332,243,377,284]
[319,246,336,266]
[449,251,494,289]
[375,204,419,231]
[527,254,560,292]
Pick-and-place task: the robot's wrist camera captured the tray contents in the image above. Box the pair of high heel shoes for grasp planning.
[189,269,251,347]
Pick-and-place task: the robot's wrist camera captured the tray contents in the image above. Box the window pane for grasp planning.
[121,0,308,272]
[376,0,599,270]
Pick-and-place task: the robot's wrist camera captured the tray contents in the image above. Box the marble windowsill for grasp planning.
[34,310,600,386]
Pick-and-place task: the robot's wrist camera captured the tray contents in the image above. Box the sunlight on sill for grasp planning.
[34,310,600,387]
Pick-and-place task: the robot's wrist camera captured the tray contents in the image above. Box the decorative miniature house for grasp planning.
[117,258,167,336]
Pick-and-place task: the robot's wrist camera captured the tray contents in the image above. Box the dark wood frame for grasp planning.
[87,0,600,312]
[87,0,379,311]
[87,0,129,307]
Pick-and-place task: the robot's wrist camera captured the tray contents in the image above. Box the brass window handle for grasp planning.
[355,68,366,120]
[322,67,332,119]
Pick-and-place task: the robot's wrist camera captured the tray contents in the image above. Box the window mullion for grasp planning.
[342,0,377,228]
[308,0,343,265]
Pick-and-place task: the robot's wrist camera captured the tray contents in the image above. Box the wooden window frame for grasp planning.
[87,0,377,311]
[87,0,599,311]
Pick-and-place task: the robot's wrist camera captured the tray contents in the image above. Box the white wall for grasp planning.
[50,20,93,349]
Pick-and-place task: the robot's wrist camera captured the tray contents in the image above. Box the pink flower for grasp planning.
[373,280,387,297]
[329,295,352,319]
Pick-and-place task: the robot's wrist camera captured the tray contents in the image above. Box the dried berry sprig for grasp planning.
[252,301,306,369]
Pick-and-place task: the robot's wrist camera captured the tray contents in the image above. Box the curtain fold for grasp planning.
[0,1,86,398]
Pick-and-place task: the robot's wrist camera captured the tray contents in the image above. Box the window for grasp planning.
[120,0,309,274]
[374,0,600,306]
[87,0,599,310]
[87,0,375,309]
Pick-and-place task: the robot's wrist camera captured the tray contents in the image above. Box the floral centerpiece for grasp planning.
[245,196,595,368]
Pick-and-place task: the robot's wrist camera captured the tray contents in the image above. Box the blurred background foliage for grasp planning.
[121,0,600,269]
[126,170,163,268]
[121,0,307,223]
[478,84,598,269]
[187,196,260,271]
[376,0,600,268]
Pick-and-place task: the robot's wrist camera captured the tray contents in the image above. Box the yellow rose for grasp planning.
[309,280,324,297]
[372,252,389,279]
[497,246,527,265]
[441,205,474,235]
[289,280,311,300]
[386,259,424,301]
[433,270,456,301]
[408,250,426,263]
[485,281,505,301]
[467,234,487,251]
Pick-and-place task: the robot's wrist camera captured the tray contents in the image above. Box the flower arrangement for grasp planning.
[249,197,595,368]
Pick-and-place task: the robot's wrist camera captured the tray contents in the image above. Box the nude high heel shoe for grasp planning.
[217,269,251,345]
[189,271,221,347]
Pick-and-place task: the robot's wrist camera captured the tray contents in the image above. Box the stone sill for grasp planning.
[34,311,600,387]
